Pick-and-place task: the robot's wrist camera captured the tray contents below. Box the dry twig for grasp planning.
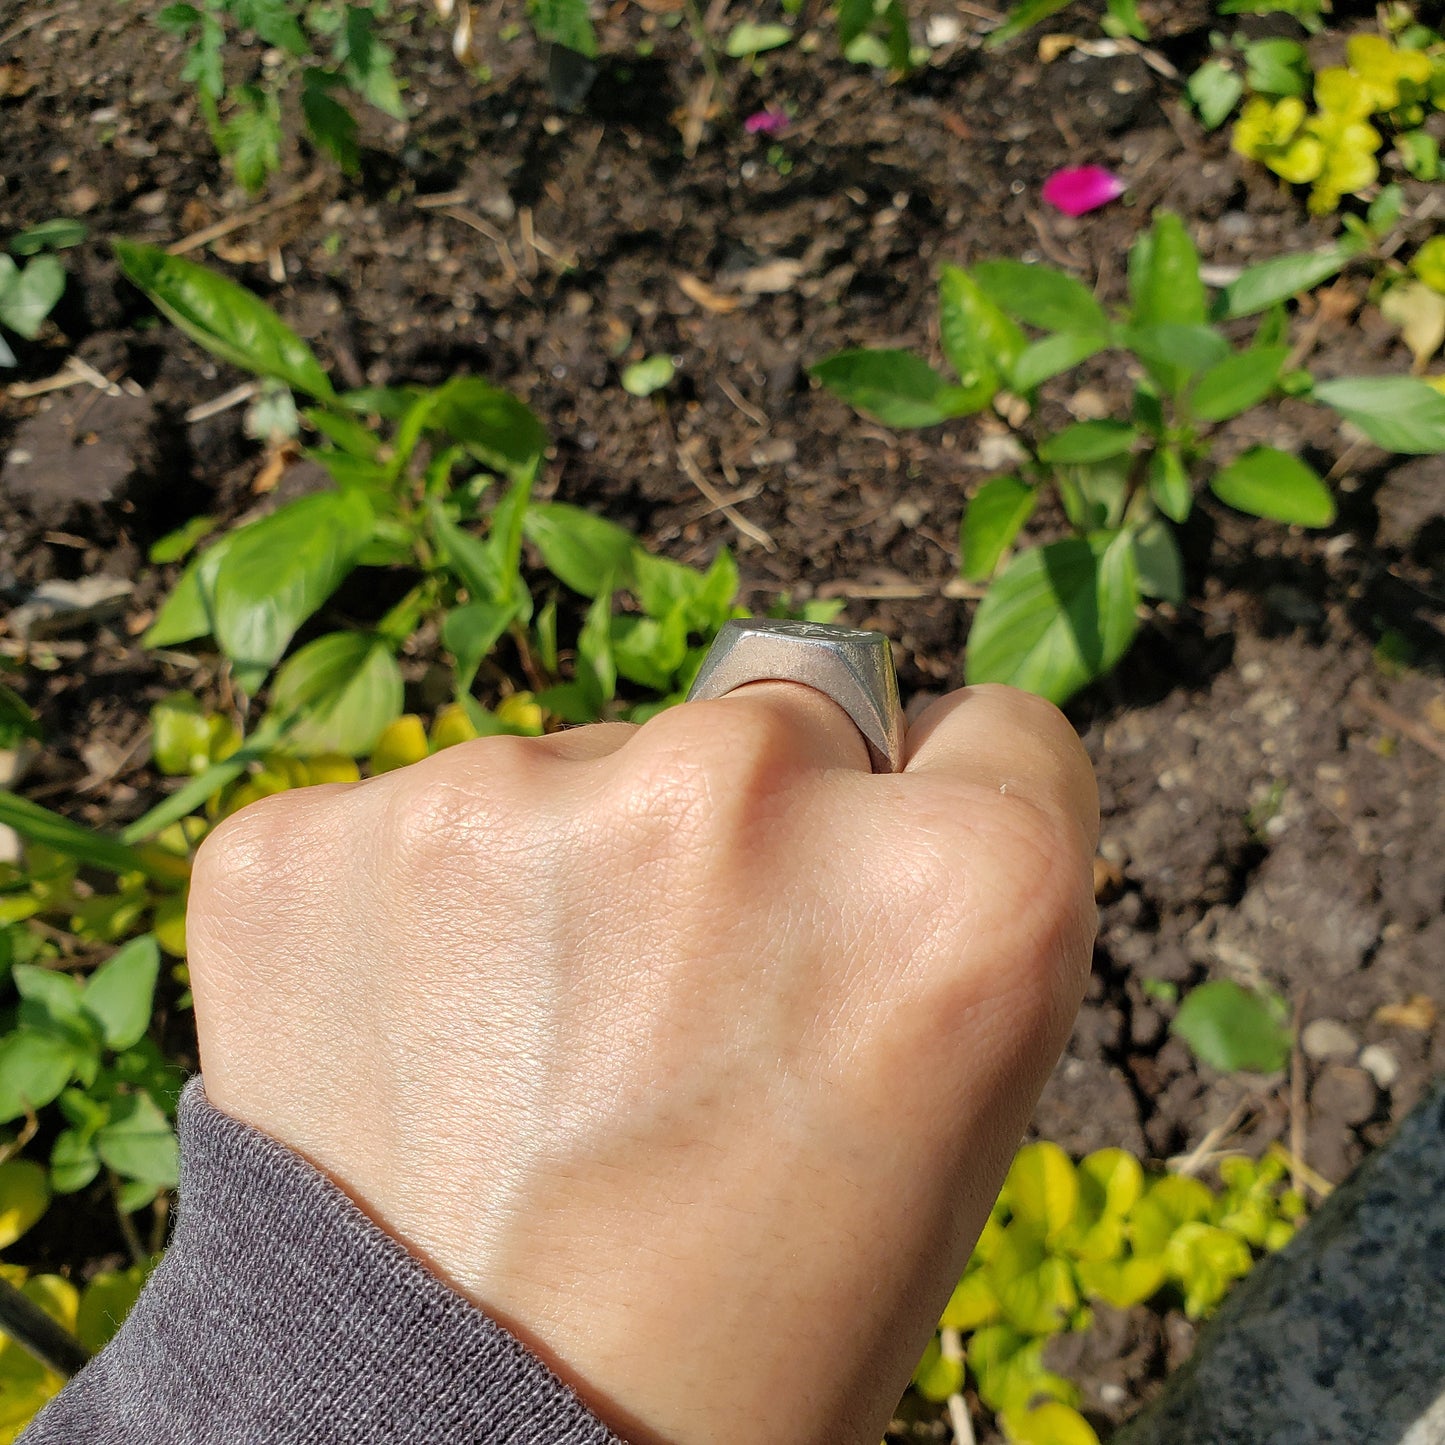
[168,171,326,256]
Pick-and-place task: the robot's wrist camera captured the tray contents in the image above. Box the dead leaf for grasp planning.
[1426,694,1445,735]
[253,442,299,495]
[1379,281,1445,372]
[1093,855,1124,903]
[213,238,269,264]
[1038,34,1078,63]
[0,64,35,100]
[727,258,805,295]
[676,273,741,315]
[1374,994,1438,1032]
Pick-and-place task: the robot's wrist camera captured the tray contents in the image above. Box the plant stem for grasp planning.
[110,1174,148,1269]
[682,0,722,94]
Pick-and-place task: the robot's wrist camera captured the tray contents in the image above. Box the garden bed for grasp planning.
[1,0,1443,1437]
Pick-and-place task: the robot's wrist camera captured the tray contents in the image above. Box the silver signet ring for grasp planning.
[686,618,905,773]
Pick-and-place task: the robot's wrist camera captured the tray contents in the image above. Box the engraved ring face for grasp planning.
[686,618,905,773]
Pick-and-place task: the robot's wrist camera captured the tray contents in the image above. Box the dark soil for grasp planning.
[2,0,1443,1437]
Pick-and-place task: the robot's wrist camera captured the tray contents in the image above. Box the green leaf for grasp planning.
[1172,979,1291,1073]
[430,378,548,482]
[911,1336,965,1403]
[1005,1142,1077,1242]
[113,242,335,400]
[82,936,161,1051]
[1122,323,1230,396]
[1129,213,1206,330]
[0,1031,82,1123]
[989,1222,1079,1334]
[339,5,407,117]
[612,608,689,691]
[1001,1402,1101,1445]
[965,533,1140,705]
[9,220,87,256]
[1217,247,1350,320]
[1243,37,1309,96]
[77,1265,149,1353]
[529,0,599,56]
[143,531,237,649]
[216,84,282,192]
[633,548,738,632]
[960,476,1037,582]
[575,586,616,712]
[1398,130,1438,179]
[1210,447,1335,526]
[938,265,1023,397]
[1130,518,1185,604]
[972,260,1109,335]
[156,2,201,34]
[95,1092,179,1187]
[836,0,875,49]
[1148,446,1193,523]
[987,0,1070,47]
[1187,59,1244,129]
[1011,333,1110,391]
[0,791,160,878]
[443,601,519,693]
[523,503,637,598]
[50,1127,102,1194]
[1190,346,1287,421]
[301,72,360,174]
[0,1161,50,1248]
[268,631,403,755]
[0,255,65,340]
[1076,1253,1167,1309]
[1313,376,1445,454]
[809,349,984,427]
[209,490,375,687]
[150,693,216,775]
[148,514,217,565]
[1038,421,1138,465]
[1102,0,1147,41]
[621,355,675,397]
[724,21,793,54]
[11,967,85,1032]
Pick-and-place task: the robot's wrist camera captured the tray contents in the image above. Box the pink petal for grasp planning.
[1041,165,1126,217]
[744,108,790,136]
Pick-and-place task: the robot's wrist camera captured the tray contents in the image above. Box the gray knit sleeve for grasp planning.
[22,1076,627,1445]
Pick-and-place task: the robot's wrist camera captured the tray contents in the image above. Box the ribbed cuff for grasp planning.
[24,1076,625,1445]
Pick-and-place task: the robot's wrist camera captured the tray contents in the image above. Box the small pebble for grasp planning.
[1311,1064,1378,1128]
[1301,1018,1356,1062]
[1359,1044,1400,1090]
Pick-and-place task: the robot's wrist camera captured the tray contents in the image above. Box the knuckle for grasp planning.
[378,733,539,872]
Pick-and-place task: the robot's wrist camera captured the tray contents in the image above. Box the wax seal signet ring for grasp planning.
[686,618,905,773]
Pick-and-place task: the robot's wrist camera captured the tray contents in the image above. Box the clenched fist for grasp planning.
[188,681,1097,1445]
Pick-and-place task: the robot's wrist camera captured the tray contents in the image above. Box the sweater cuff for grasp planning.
[24,1076,626,1445]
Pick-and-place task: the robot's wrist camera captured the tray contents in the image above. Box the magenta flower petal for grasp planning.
[744,108,790,136]
[1041,165,1126,217]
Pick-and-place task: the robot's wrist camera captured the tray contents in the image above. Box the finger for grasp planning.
[713,680,874,772]
[904,684,1098,847]
[534,721,637,762]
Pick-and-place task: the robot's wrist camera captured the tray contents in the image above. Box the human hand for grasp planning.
[188,680,1097,1445]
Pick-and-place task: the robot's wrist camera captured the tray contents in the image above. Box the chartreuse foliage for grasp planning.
[1191,14,1445,213]
[911,1143,1307,1443]
[812,209,1445,705]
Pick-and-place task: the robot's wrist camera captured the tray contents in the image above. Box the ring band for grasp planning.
[686,618,905,773]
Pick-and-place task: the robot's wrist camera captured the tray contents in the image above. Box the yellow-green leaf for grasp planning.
[1005,1141,1078,1241]
[0,1163,49,1248]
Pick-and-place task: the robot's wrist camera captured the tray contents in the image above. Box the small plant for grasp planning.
[1192,15,1445,212]
[0,221,85,368]
[988,0,1150,49]
[811,210,1445,705]
[910,1141,1307,1444]
[158,0,408,190]
[114,240,757,782]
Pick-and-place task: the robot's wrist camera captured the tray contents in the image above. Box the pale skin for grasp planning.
[188,680,1098,1445]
